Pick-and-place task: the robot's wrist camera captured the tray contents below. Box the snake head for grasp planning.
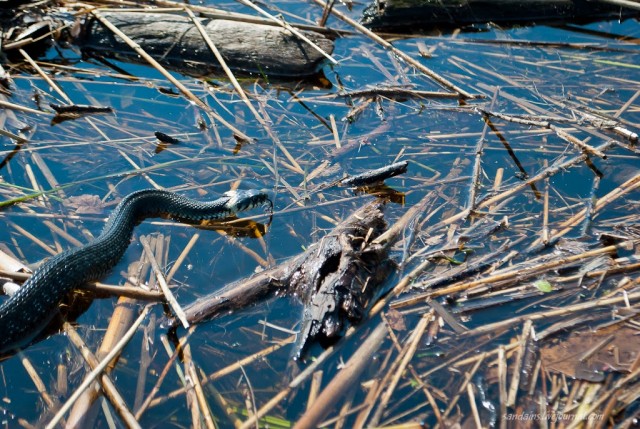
[223,189,273,215]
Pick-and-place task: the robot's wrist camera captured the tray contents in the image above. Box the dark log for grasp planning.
[340,160,408,187]
[49,103,113,114]
[79,12,334,78]
[154,132,180,144]
[290,201,393,356]
[48,103,114,125]
[178,200,394,358]
[362,0,640,30]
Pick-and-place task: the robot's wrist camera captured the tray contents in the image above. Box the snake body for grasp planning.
[0,189,271,354]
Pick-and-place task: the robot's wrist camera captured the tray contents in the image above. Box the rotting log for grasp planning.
[177,200,395,358]
[362,0,640,30]
[79,12,334,78]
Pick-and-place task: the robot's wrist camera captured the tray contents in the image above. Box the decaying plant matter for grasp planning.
[179,199,396,358]
[1,0,640,427]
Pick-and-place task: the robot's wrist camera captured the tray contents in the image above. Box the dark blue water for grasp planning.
[0,3,639,427]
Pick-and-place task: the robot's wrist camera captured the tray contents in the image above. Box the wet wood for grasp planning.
[179,200,394,357]
[79,12,334,77]
[363,0,640,30]
[49,104,113,114]
[340,161,408,187]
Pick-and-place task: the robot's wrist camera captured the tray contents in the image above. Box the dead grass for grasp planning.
[0,0,639,427]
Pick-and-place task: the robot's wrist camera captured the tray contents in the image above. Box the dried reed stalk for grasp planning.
[90,10,251,142]
[234,0,338,65]
[368,315,430,426]
[140,235,189,328]
[46,306,151,429]
[310,0,473,98]
[293,323,388,429]
[64,323,141,429]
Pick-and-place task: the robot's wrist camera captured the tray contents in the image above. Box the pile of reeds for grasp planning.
[0,0,639,427]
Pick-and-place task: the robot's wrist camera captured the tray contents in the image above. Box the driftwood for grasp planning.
[79,12,334,78]
[340,160,408,187]
[362,0,639,30]
[178,200,394,357]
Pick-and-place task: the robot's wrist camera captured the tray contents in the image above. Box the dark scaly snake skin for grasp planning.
[0,189,271,354]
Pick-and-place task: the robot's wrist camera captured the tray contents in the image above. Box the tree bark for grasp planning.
[178,200,394,357]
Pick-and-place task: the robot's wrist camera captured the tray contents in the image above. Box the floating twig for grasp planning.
[18,352,58,412]
[64,324,141,429]
[183,346,216,429]
[0,99,47,115]
[549,125,607,158]
[140,235,189,328]
[507,320,533,407]
[340,87,463,99]
[528,172,640,250]
[443,352,487,419]
[134,332,192,419]
[146,335,294,410]
[396,240,638,307]
[462,290,640,337]
[367,315,429,427]
[293,323,388,429]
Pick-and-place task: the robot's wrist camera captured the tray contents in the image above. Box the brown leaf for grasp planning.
[385,308,406,331]
[540,326,640,381]
[65,194,106,215]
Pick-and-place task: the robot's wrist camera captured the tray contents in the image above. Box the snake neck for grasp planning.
[1,189,268,310]
[101,189,230,236]
[0,189,270,354]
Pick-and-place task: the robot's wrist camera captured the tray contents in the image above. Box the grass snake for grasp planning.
[0,189,271,354]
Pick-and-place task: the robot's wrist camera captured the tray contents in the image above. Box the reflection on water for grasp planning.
[0,3,639,426]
